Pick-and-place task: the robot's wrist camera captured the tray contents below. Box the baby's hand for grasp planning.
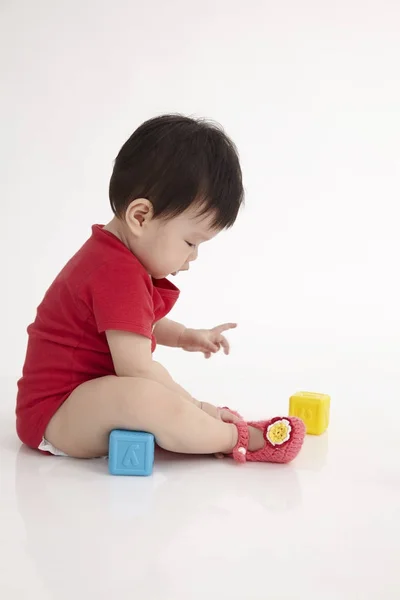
[178,323,237,358]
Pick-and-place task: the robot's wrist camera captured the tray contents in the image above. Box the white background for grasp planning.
[1,2,399,599]
[2,1,400,402]
[2,0,400,395]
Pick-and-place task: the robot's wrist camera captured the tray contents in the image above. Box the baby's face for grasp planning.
[133,205,219,279]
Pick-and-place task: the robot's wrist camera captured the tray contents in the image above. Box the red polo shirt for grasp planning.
[16,225,180,449]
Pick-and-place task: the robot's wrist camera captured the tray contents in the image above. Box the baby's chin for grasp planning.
[151,266,189,279]
[173,264,190,275]
[171,268,189,277]
[151,271,178,280]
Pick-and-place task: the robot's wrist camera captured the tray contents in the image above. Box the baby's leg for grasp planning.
[44,375,238,458]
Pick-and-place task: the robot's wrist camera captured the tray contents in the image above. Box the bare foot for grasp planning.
[216,423,264,458]
[248,426,264,451]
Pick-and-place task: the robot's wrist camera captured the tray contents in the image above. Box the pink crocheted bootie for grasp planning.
[231,416,306,464]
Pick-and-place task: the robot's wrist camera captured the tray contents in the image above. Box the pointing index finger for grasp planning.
[213,323,237,334]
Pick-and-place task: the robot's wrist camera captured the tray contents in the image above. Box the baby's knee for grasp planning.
[116,376,186,424]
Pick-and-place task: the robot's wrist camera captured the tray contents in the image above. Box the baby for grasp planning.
[16,115,305,463]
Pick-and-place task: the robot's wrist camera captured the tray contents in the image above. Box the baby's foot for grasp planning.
[231,417,306,464]
[248,426,265,451]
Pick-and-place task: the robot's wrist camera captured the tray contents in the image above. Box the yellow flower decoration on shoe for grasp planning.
[265,418,292,446]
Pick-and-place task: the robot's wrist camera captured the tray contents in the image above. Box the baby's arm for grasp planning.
[106,330,232,421]
[106,329,198,406]
[153,318,186,347]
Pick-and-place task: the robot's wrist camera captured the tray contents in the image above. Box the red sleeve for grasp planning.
[88,258,154,339]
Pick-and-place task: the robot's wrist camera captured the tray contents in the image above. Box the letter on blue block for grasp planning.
[108,430,155,476]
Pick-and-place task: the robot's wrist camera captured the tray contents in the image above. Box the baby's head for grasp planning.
[108,115,244,279]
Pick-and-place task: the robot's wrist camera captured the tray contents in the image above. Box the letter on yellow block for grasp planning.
[289,391,330,435]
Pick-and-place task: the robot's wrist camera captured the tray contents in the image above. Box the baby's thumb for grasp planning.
[207,341,220,353]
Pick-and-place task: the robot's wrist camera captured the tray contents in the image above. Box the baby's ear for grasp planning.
[126,198,154,233]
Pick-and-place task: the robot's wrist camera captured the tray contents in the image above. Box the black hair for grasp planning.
[109,114,244,230]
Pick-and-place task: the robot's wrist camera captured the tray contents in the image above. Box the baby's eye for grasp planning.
[185,241,196,248]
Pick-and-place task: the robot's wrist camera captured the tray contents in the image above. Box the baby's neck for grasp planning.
[103,218,129,248]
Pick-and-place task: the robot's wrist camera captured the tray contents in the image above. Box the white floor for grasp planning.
[1,372,399,600]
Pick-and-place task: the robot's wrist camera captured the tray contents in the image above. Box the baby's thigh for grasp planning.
[44,375,163,458]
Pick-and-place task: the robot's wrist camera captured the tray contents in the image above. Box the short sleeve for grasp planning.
[88,258,154,339]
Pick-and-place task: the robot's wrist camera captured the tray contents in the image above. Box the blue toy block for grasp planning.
[108,430,155,476]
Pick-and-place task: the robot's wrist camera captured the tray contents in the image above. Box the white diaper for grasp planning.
[38,438,69,457]
[38,438,108,459]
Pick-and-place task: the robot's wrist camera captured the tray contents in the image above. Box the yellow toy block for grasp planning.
[289,391,330,435]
